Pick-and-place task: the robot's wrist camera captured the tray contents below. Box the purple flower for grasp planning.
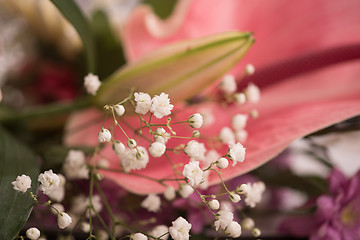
[280,168,360,240]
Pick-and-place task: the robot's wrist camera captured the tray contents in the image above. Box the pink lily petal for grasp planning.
[122,0,360,74]
[65,59,360,194]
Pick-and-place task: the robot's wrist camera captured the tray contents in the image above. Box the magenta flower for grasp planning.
[65,0,360,194]
[281,169,360,239]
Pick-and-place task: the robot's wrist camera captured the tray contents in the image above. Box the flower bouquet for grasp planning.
[1,0,360,239]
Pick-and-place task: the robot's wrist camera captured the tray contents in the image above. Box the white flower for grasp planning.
[121,146,149,172]
[80,222,90,233]
[96,230,109,240]
[241,217,255,230]
[131,233,147,240]
[98,128,111,143]
[71,195,103,217]
[228,143,246,166]
[127,139,137,148]
[84,73,101,95]
[252,228,261,237]
[47,174,66,202]
[234,93,246,105]
[169,217,192,240]
[150,92,174,119]
[114,104,125,116]
[232,114,248,130]
[225,221,242,238]
[58,212,72,229]
[229,193,241,203]
[164,186,176,201]
[237,184,249,194]
[51,203,65,215]
[188,113,203,128]
[149,142,166,158]
[245,64,255,75]
[235,129,248,143]
[182,161,204,186]
[216,157,229,169]
[184,140,206,161]
[214,209,233,231]
[113,141,126,155]
[220,74,236,94]
[12,174,31,193]
[149,225,169,240]
[26,227,40,240]
[134,92,152,115]
[219,127,235,145]
[244,83,260,103]
[63,150,88,180]
[141,194,161,212]
[208,199,220,210]
[244,181,266,208]
[155,127,170,144]
[198,170,209,190]
[38,170,60,195]
[179,184,194,198]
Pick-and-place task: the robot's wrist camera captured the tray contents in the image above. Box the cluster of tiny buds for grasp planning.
[12,170,73,235]
[219,64,261,106]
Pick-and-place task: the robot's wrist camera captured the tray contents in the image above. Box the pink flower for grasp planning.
[65,0,360,194]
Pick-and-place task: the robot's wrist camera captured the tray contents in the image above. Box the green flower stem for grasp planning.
[0,97,92,124]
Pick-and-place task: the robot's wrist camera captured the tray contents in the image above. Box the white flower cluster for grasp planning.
[218,65,260,105]
[13,170,73,230]
[214,208,242,238]
[63,150,89,179]
[134,92,174,119]
[84,73,101,95]
[182,161,204,186]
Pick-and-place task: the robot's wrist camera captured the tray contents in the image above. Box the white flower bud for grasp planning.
[220,74,237,94]
[208,199,220,210]
[12,174,31,193]
[219,127,235,145]
[192,130,200,138]
[237,184,249,194]
[229,193,241,203]
[234,93,246,105]
[149,225,169,240]
[98,128,111,143]
[141,194,161,212]
[232,113,248,130]
[114,104,125,116]
[131,233,147,240]
[245,83,260,103]
[245,64,255,75]
[252,227,261,237]
[26,227,40,240]
[127,139,137,148]
[113,141,125,155]
[80,222,90,233]
[216,157,229,169]
[149,142,166,158]
[241,217,255,230]
[164,186,176,201]
[84,73,101,95]
[188,113,203,128]
[184,140,206,161]
[179,184,194,198]
[225,221,242,238]
[51,203,65,215]
[57,212,72,229]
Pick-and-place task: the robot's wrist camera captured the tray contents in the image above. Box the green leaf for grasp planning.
[144,0,178,19]
[51,0,96,73]
[91,10,126,79]
[0,128,40,239]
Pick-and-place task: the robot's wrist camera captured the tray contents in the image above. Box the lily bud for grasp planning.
[96,31,254,106]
